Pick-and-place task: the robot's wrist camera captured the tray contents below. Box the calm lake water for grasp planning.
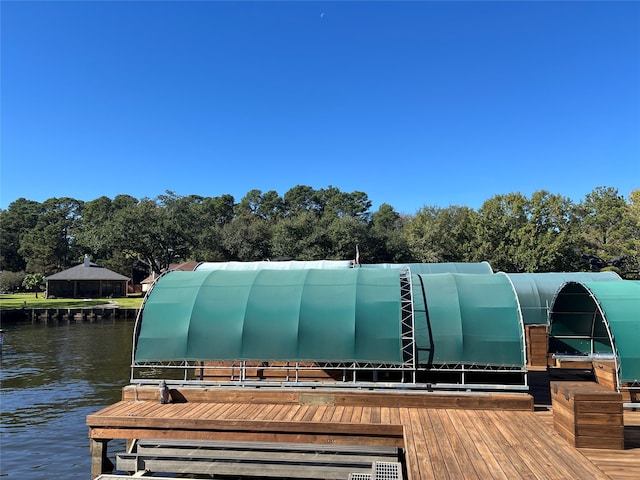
[0,317,135,478]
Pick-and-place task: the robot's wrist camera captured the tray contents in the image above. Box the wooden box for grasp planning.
[593,360,618,391]
[525,324,548,367]
[550,381,623,450]
[592,360,639,402]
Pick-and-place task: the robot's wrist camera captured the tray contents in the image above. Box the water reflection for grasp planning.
[0,318,134,478]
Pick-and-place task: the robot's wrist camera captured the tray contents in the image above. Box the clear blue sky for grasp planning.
[2,1,639,214]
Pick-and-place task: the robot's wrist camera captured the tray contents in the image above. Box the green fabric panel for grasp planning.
[298,269,357,360]
[583,281,640,384]
[416,273,524,367]
[418,274,464,363]
[188,270,257,359]
[354,269,403,362]
[135,269,403,364]
[507,272,621,325]
[506,274,549,325]
[136,271,212,361]
[361,262,493,274]
[549,338,594,354]
[411,274,432,364]
[240,269,305,359]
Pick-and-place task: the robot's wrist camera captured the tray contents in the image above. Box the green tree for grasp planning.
[109,195,192,275]
[271,211,321,260]
[75,196,117,261]
[191,194,236,261]
[0,271,26,293]
[404,207,440,263]
[325,215,370,261]
[577,186,634,274]
[283,185,320,216]
[368,203,412,263]
[22,273,45,298]
[17,197,84,275]
[405,205,477,263]
[319,187,372,220]
[222,215,273,261]
[473,193,529,272]
[74,194,146,281]
[622,188,640,278]
[517,191,582,272]
[0,198,41,272]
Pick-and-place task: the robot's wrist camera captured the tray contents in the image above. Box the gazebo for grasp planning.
[46,256,130,298]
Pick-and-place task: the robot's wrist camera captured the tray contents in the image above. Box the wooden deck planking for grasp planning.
[260,402,284,421]
[406,408,437,480]
[535,407,640,480]
[496,410,575,480]
[417,409,454,480]
[523,410,608,480]
[456,409,509,480]
[429,409,468,479]
[320,405,336,423]
[88,393,638,480]
[486,410,554,480]
[441,409,494,480]
[397,407,423,480]
[469,410,526,480]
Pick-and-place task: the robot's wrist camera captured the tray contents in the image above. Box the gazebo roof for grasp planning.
[46,262,130,281]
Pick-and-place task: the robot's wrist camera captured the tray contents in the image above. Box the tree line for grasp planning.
[0,185,638,292]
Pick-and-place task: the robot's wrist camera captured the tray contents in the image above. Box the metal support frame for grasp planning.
[549,285,622,393]
[399,268,416,383]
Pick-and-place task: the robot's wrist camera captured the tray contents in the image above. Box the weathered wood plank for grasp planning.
[136,438,399,455]
[121,385,534,410]
[117,453,374,479]
[397,408,422,480]
[413,409,449,480]
[442,409,492,480]
[487,411,551,480]
[468,410,522,480]
[407,408,437,480]
[428,408,466,479]
[89,427,404,447]
[457,409,509,480]
[500,411,587,480]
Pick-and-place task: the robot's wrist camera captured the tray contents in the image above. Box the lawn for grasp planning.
[0,293,144,310]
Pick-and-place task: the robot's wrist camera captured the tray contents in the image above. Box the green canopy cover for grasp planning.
[412,272,525,367]
[135,268,403,364]
[550,281,640,384]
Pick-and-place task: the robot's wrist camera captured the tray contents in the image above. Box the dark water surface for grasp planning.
[1,318,135,478]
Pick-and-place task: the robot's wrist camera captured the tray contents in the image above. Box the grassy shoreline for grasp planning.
[0,293,144,310]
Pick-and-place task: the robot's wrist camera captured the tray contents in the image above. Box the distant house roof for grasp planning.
[46,262,130,281]
[141,261,200,284]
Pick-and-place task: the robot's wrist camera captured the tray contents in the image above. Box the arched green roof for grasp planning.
[550,281,640,385]
[507,272,621,325]
[362,262,493,274]
[411,272,525,368]
[135,268,403,364]
[195,260,353,271]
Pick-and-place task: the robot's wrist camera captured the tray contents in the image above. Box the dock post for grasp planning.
[90,438,113,478]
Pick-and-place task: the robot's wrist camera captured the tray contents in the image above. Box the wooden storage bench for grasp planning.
[550,381,623,450]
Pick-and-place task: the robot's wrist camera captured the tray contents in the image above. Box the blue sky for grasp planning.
[2,1,639,214]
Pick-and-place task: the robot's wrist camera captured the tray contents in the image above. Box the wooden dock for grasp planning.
[5,306,140,323]
[85,385,640,480]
